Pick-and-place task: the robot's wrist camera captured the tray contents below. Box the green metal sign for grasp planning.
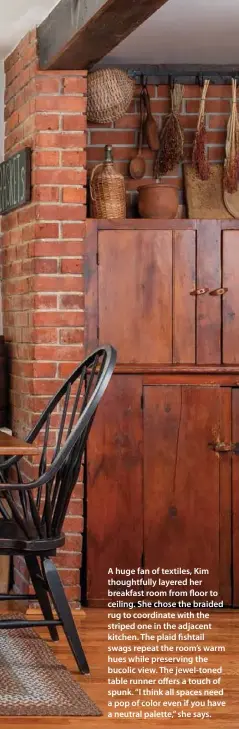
[0,148,31,215]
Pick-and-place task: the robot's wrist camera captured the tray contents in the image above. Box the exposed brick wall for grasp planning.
[2,30,87,603]
[87,80,230,216]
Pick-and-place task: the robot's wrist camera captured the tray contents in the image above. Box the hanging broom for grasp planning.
[154,83,184,179]
[192,79,210,180]
[224,78,239,194]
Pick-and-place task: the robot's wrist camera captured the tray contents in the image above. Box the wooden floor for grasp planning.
[1,608,239,728]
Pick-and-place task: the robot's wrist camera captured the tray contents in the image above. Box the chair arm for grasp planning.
[0,480,40,492]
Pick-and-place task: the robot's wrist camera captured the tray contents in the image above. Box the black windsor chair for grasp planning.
[0,345,116,674]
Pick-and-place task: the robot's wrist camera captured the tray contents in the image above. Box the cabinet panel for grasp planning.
[143,384,232,604]
[223,231,239,364]
[98,230,173,364]
[86,375,143,605]
[232,388,239,605]
[197,221,221,364]
[173,230,196,363]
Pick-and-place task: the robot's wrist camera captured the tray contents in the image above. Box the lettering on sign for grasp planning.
[0,148,31,214]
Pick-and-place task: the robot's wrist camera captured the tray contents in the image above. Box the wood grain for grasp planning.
[98,229,173,364]
[0,607,235,728]
[222,231,239,364]
[86,375,143,605]
[197,221,221,364]
[38,0,170,70]
[143,384,231,603]
[173,229,196,363]
[84,220,98,355]
[232,387,239,605]
[0,432,41,455]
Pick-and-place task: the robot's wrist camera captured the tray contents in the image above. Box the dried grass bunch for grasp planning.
[192,79,210,180]
[154,84,184,178]
[224,78,239,194]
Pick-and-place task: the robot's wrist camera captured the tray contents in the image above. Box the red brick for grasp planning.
[5,126,24,152]
[34,345,84,361]
[62,77,87,94]
[150,99,169,113]
[91,130,136,145]
[60,295,84,310]
[32,362,57,378]
[33,311,84,327]
[33,168,86,185]
[62,150,86,167]
[61,223,85,239]
[35,132,85,148]
[208,114,228,130]
[206,131,226,144]
[34,259,58,274]
[33,294,57,309]
[115,114,141,129]
[35,204,86,221]
[60,329,84,344]
[35,223,59,239]
[207,85,233,98]
[35,113,60,131]
[55,552,82,569]
[208,147,224,161]
[36,77,60,94]
[31,241,84,257]
[33,150,60,167]
[36,96,87,113]
[62,187,85,203]
[33,186,60,202]
[61,259,83,274]
[32,275,83,292]
[31,378,62,395]
[180,115,198,130]
[31,328,58,344]
[186,99,230,113]
[183,85,201,98]
[57,569,79,586]
[64,585,81,601]
[63,115,86,131]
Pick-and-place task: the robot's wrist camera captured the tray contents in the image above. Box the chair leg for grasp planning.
[25,555,59,642]
[42,557,90,675]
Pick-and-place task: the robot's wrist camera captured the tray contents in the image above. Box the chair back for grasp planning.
[2,346,116,541]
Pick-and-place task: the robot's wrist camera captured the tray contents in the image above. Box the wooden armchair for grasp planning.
[0,345,116,674]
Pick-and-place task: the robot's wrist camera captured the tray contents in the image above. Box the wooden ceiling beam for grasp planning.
[37,0,170,71]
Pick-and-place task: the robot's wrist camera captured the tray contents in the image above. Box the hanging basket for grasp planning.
[87,68,135,124]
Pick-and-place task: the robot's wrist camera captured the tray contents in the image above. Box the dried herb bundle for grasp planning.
[192,79,210,180]
[224,79,239,194]
[154,84,184,178]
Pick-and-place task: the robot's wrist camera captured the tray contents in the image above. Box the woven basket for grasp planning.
[87,68,135,124]
[90,147,126,219]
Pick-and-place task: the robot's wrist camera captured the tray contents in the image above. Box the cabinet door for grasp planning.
[143,384,232,605]
[232,388,239,605]
[86,375,143,605]
[222,231,239,364]
[98,229,196,364]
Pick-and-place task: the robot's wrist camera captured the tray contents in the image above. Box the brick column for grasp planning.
[2,30,87,603]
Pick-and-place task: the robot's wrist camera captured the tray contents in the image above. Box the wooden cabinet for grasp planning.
[86,221,239,366]
[143,383,231,605]
[85,220,239,607]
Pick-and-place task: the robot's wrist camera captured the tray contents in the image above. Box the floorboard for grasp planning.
[0,608,238,727]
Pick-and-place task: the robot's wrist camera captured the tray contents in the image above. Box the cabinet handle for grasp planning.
[209,287,228,296]
[190,287,209,296]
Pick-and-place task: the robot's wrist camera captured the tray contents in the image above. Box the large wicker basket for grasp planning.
[87,68,135,124]
[90,145,126,219]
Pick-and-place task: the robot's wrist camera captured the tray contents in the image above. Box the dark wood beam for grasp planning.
[37,0,170,71]
[119,64,239,85]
